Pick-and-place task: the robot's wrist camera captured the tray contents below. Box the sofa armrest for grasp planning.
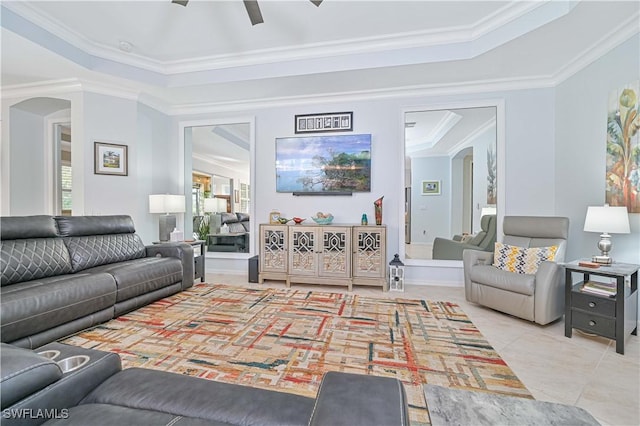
[463,249,495,302]
[2,343,121,426]
[309,372,409,426]
[146,243,194,290]
[533,261,565,325]
[463,249,493,267]
[0,343,62,410]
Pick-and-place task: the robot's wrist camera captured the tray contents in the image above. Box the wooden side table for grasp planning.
[564,260,638,354]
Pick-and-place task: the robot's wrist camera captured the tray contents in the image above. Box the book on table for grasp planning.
[581,281,616,297]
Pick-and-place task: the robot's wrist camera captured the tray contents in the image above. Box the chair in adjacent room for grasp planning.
[463,216,570,325]
[432,214,497,260]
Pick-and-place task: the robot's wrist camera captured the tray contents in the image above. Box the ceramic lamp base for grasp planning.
[159,214,177,242]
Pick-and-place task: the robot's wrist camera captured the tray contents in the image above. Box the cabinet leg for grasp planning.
[616,338,625,355]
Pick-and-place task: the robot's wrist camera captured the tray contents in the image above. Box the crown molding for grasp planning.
[3,1,566,79]
[1,78,140,102]
[406,111,462,154]
[552,12,639,85]
[167,75,557,116]
[1,79,83,100]
[2,15,635,118]
[447,117,496,157]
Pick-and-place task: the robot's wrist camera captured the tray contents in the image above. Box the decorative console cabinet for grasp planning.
[258,224,387,291]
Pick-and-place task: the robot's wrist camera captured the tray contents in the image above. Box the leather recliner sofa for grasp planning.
[208,212,250,253]
[0,215,194,349]
[0,342,410,426]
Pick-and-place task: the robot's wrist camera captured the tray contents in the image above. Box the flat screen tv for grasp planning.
[276,134,371,194]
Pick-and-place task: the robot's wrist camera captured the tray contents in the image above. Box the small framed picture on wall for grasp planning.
[94,141,128,176]
[421,180,441,195]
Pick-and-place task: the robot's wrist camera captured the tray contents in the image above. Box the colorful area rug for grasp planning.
[62,284,531,425]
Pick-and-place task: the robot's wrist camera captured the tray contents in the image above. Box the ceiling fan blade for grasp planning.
[172,0,189,6]
[310,0,323,6]
[243,0,264,25]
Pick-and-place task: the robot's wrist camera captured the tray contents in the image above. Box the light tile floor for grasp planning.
[208,272,640,426]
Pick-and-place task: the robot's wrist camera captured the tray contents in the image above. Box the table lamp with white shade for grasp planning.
[481,206,496,217]
[149,194,185,242]
[583,204,630,264]
[203,197,227,214]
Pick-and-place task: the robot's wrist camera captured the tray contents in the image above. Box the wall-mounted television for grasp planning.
[276,134,371,194]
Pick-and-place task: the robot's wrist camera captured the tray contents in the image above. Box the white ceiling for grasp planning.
[405,107,496,157]
[2,1,638,109]
[191,123,251,174]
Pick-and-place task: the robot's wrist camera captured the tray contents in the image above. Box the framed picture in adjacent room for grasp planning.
[94,141,128,176]
[421,180,441,195]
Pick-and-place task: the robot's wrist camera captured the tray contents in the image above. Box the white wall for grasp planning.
[137,103,172,243]
[471,125,495,231]
[411,156,450,244]
[8,108,46,215]
[4,34,637,279]
[82,93,138,216]
[555,34,640,264]
[2,91,172,244]
[171,91,555,264]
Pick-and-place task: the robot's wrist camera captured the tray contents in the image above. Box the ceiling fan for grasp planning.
[172,0,323,26]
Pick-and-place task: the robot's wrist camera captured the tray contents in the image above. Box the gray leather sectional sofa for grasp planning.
[0,215,194,349]
[1,342,410,426]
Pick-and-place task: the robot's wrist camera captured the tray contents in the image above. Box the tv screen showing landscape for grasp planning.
[276,134,372,193]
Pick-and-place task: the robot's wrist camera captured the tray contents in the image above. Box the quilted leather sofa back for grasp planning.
[0,215,148,284]
[55,216,146,272]
[0,216,73,286]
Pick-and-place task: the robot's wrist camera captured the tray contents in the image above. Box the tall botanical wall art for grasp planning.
[487,143,497,205]
[606,81,640,213]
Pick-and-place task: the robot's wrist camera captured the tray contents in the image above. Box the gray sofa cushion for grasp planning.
[469,264,535,296]
[1,216,59,240]
[55,216,136,237]
[0,273,117,342]
[80,368,316,426]
[64,234,146,272]
[84,257,183,302]
[228,223,246,233]
[220,213,239,224]
[49,404,227,426]
[1,239,73,286]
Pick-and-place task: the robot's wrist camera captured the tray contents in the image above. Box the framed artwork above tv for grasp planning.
[276,134,371,195]
[294,112,353,134]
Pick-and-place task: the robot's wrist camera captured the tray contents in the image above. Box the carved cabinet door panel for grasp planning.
[260,225,288,274]
[353,226,386,279]
[288,227,318,276]
[318,226,351,279]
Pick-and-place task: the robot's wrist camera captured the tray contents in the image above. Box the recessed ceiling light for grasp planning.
[118,41,133,53]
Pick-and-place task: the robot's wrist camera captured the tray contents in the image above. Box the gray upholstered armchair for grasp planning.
[432,214,497,260]
[463,216,570,325]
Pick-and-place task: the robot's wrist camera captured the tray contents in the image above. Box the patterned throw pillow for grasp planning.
[493,242,559,274]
